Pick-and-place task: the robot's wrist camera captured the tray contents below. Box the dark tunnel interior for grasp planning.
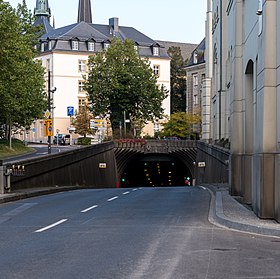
[120,154,192,187]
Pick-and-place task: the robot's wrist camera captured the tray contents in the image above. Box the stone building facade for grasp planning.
[205,0,280,222]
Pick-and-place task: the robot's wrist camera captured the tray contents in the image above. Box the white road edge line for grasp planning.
[81,205,98,213]
[35,219,68,233]
[107,196,118,202]
[122,191,130,195]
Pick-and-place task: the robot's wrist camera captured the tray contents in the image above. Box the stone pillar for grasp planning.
[230,0,244,196]
[252,0,277,218]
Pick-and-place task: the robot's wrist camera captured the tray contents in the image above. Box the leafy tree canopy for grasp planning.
[73,105,94,138]
[0,0,46,137]
[86,38,168,137]
[159,112,201,139]
[167,46,187,114]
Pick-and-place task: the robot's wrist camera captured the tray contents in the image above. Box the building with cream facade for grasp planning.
[205,0,280,222]
[29,0,170,142]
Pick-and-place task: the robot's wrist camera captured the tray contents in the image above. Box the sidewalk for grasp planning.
[203,183,280,237]
[0,184,280,237]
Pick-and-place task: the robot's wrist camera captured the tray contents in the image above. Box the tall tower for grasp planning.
[34,0,53,33]
[78,0,92,23]
[34,0,51,21]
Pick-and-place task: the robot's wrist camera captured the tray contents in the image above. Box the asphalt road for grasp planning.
[0,187,280,279]
[3,144,80,163]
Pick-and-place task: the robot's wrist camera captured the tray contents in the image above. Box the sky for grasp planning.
[7,0,207,44]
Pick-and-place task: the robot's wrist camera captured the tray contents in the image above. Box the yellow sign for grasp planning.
[44,110,50,119]
[94,119,103,128]
[44,119,53,137]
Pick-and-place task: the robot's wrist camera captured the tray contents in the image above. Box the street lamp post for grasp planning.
[48,70,56,154]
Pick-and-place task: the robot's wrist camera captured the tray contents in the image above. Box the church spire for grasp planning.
[35,0,51,21]
[78,0,92,23]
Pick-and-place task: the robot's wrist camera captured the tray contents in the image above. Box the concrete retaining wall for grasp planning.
[5,142,118,190]
[196,142,230,184]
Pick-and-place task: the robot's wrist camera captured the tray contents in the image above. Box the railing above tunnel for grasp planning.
[114,139,197,153]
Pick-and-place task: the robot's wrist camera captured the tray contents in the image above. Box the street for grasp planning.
[3,144,81,164]
[0,187,279,279]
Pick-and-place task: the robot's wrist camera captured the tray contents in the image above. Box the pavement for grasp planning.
[0,183,280,238]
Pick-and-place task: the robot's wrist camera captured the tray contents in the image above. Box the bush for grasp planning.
[77,137,92,145]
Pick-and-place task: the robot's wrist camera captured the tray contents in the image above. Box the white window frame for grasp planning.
[72,41,79,50]
[153,65,160,77]
[78,60,87,72]
[153,46,159,56]
[104,43,110,50]
[78,81,85,92]
[41,43,45,52]
[88,42,95,51]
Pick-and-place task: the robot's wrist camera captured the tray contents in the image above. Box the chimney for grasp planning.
[109,17,119,33]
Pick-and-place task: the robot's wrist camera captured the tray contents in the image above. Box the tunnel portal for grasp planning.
[120,154,192,188]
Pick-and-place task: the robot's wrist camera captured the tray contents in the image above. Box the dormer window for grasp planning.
[104,43,110,50]
[134,45,138,53]
[153,46,159,56]
[40,43,45,52]
[72,41,79,50]
[48,41,52,51]
[194,52,198,64]
[88,42,95,52]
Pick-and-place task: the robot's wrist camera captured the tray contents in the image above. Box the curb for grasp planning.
[206,188,280,237]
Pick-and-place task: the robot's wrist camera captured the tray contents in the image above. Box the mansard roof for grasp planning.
[186,38,206,67]
[39,21,169,58]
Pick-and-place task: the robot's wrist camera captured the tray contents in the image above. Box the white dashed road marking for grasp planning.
[122,191,130,195]
[107,196,118,202]
[81,205,98,213]
[35,219,68,233]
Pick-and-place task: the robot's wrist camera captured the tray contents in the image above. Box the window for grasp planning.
[193,74,199,107]
[104,43,110,50]
[72,41,79,50]
[88,42,95,51]
[78,97,87,111]
[78,60,87,72]
[153,65,160,77]
[46,59,51,71]
[153,46,159,56]
[41,43,45,52]
[78,81,85,92]
[194,52,198,64]
[134,45,138,53]
[48,41,52,51]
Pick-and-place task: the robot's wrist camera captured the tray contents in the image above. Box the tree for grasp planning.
[0,0,46,140]
[160,112,201,139]
[168,46,187,113]
[73,105,94,138]
[85,38,168,137]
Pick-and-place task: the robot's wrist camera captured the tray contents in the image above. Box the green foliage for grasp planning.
[167,46,187,113]
[73,105,94,137]
[77,137,92,145]
[86,38,168,136]
[160,112,201,139]
[0,138,33,158]
[0,0,46,138]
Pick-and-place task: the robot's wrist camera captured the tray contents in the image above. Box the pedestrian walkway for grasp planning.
[204,183,280,237]
[0,183,280,237]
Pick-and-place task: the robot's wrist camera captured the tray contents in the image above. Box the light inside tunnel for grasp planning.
[120,154,192,187]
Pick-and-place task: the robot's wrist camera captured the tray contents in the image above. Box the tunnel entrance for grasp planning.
[120,154,192,187]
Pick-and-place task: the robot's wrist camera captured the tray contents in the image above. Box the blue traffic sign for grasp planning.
[67,106,74,116]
